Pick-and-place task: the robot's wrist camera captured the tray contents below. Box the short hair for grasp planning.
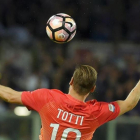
[73,65,97,95]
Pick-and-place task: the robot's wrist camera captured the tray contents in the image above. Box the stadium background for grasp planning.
[0,0,140,140]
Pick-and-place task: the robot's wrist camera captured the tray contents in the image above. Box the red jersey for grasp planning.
[21,89,120,140]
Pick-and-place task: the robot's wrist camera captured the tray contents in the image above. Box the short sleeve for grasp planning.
[21,88,50,112]
[97,101,120,126]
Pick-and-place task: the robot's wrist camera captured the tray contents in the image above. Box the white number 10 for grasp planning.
[50,123,81,140]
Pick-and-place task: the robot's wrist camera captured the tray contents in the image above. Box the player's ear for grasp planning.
[69,77,74,85]
[90,85,96,93]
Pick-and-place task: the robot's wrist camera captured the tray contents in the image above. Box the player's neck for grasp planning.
[68,86,89,102]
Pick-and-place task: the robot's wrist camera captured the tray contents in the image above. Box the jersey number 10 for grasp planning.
[50,123,81,140]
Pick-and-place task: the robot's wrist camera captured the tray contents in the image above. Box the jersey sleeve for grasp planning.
[21,88,50,112]
[97,101,120,126]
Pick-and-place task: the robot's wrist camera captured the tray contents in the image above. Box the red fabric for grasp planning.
[22,89,120,140]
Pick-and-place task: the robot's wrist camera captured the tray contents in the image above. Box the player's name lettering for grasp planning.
[57,108,84,125]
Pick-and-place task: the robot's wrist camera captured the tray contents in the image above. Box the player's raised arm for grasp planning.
[0,85,22,104]
[116,80,140,116]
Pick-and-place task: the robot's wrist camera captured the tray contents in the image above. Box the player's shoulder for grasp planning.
[86,100,99,109]
[37,88,64,94]
[49,89,66,98]
[87,100,119,112]
[36,88,66,103]
[86,99,99,106]
[34,88,65,98]
[50,89,64,94]
[48,89,68,103]
[86,100,107,111]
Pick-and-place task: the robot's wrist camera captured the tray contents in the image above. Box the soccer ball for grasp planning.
[46,13,76,43]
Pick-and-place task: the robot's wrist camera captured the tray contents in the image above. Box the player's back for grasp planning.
[39,89,103,140]
[22,88,119,140]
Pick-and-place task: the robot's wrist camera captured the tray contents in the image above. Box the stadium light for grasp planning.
[14,106,31,116]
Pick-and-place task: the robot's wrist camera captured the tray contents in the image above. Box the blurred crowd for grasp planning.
[0,0,140,116]
[1,0,140,42]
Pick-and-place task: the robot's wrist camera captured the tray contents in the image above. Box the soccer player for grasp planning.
[0,65,140,140]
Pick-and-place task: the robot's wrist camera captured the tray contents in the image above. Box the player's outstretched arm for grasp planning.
[116,80,140,116]
[0,85,22,104]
